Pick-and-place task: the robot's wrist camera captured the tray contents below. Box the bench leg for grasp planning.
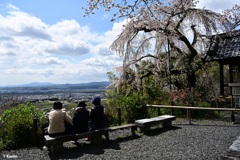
[162,121,172,128]
[91,134,103,144]
[139,126,150,134]
[131,126,137,136]
[50,143,64,153]
[104,132,109,141]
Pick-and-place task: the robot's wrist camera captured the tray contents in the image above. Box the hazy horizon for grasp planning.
[0,81,110,87]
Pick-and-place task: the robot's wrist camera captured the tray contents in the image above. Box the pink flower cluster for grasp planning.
[169,89,202,105]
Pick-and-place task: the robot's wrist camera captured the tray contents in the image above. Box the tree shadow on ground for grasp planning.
[174,119,240,127]
[143,126,181,137]
[48,135,141,160]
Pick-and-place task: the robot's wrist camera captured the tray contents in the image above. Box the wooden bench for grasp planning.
[107,123,137,137]
[44,124,137,153]
[44,128,109,153]
[135,115,176,134]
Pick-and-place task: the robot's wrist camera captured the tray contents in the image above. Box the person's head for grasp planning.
[92,96,101,106]
[77,101,87,108]
[53,101,62,110]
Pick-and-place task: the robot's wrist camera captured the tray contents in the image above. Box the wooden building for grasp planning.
[206,29,240,97]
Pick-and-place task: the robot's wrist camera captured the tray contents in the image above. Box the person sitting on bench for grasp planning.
[47,101,74,136]
[73,101,90,133]
[89,96,105,130]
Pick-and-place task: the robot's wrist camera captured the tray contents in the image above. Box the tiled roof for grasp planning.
[206,30,240,61]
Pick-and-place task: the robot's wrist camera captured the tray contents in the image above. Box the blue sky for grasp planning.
[0,0,239,86]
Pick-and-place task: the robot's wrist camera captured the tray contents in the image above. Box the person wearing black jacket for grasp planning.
[73,101,89,133]
[89,96,105,130]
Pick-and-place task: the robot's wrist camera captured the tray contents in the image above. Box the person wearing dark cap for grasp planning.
[89,96,105,130]
[73,101,90,134]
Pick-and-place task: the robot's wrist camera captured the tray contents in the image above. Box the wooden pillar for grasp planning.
[220,62,224,96]
[229,65,235,122]
[229,64,233,94]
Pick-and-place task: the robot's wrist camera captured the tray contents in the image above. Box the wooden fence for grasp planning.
[146,104,240,124]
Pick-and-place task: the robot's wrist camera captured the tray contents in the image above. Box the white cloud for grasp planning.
[0,4,124,86]
[102,14,110,20]
[45,41,91,56]
[28,57,67,66]
[196,0,239,13]
[6,4,20,11]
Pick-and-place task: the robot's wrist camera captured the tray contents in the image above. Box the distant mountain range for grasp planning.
[1,81,110,88]
[0,81,110,95]
[0,81,111,95]
[19,82,56,87]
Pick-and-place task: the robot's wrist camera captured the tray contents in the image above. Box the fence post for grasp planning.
[170,101,174,116]
[187,109,192,125]
[33,118,38,134]
[117,107,122,125]
[142,105,148,118]
[171,108,174,116]
[231,111,235,122]
[33,118,38,145]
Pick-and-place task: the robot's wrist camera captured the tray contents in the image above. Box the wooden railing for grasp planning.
[146,104,240,124]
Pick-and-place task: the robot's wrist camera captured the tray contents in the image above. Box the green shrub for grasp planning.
[0,103,47,150]
[105,90,146,124]
[104,110,118,127]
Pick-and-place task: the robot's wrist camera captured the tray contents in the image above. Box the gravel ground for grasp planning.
[1,118,240,160]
